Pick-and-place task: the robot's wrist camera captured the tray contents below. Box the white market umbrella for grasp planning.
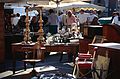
[33,1,105,11]
[55,1,105,11]
[0,0,26,3]
[69,1,105,10]
[27,0,84,11]
[27,0,50,5]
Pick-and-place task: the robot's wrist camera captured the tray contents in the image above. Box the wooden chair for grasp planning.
[73,35,105,79]
[78,35,105,58]
[22,45,45,76]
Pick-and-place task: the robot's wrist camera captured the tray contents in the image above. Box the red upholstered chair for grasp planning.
[73,35,105,78]
[73,47,101,79]
[77,35,105,62]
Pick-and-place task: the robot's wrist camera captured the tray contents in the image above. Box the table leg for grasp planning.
[12,51,16,74]
[73,53,76,64]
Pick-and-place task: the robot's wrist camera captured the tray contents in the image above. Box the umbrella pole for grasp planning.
[57,3,59,15]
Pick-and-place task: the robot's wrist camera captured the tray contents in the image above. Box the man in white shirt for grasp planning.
[77,9,90,33]
[112,12,120,26]
[88,10,98,23]
[11,13,20,27]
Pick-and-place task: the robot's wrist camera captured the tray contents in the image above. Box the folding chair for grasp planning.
[73,35,105,79]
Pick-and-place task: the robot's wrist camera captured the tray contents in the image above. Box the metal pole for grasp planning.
[51,0,63,14]
[57,2,59,15]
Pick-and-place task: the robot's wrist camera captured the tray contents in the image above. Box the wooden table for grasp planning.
[11,42,37,74]
[89,43,120,50]
[89,43,120,79]
[43,43,79,62]
[11,42,79,74]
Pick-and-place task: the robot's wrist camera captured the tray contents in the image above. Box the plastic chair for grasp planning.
[73,35,105,78]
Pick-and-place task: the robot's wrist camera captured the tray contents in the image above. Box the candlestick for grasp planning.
[23,6,32,44]
[37,7,45,44]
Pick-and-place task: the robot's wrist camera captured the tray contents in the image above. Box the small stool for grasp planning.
[23,59,41,76]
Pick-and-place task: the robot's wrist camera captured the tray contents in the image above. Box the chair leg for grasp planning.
[79,67,101,79]
[24,62,26,71]
[80,69,93,79]
[68,53,73,62]
[93,67,101,79]
[92,70,96,79]
[72,64,81,78]
[59,52,63,62]
[30,62,38,77]
[83,67,101,79]
[72,64,77,77]
[32,62,35,70]
[24,52,28,71]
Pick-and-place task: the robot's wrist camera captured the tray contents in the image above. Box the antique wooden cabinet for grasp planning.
[0,3,5,63]
[102,24,120,43]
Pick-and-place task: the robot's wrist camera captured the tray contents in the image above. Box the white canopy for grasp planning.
[68,1,105,10]
[35,1,105,11]
[0,0,25,3]
[4,0,105,14]
[27,0,50,5]
[4,0,105,11]
[27,0,80,4]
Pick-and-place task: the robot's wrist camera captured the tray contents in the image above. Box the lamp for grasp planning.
[23,6,32,44]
